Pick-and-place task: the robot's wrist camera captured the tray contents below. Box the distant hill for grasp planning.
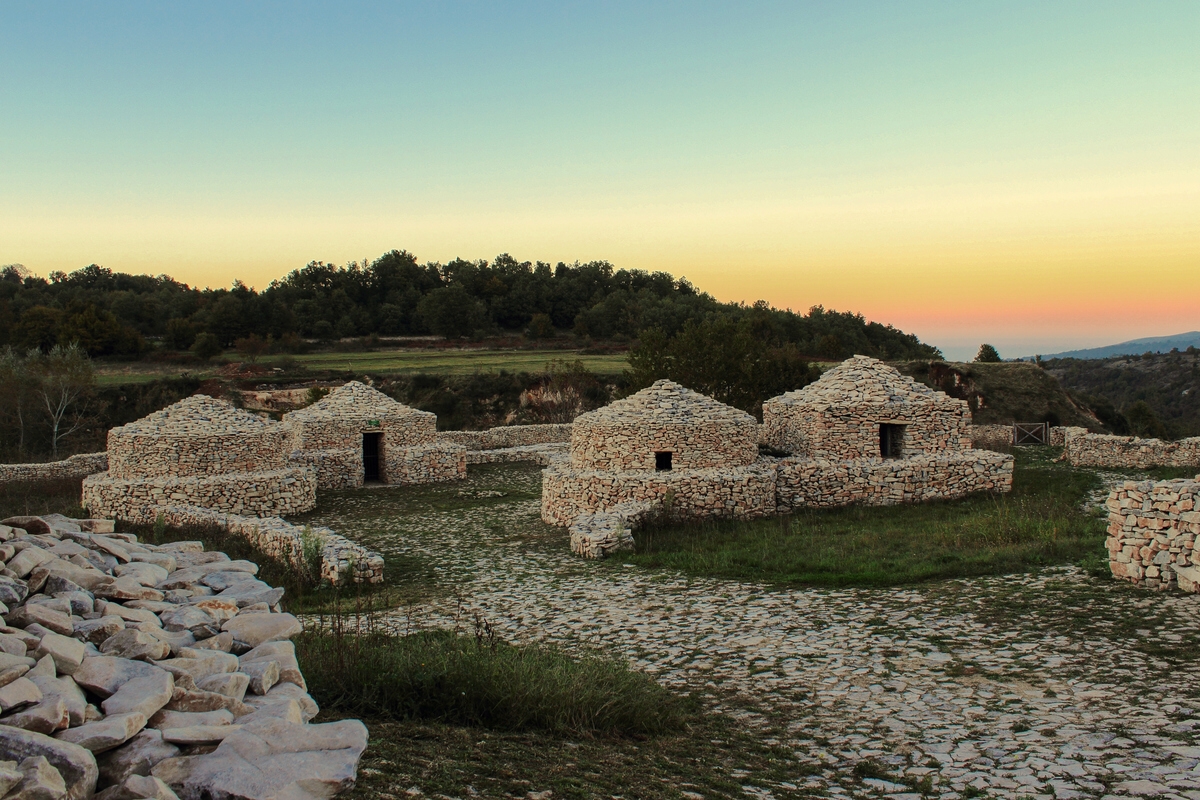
[1046,350,1200,438]
[894,361,1105,430]
[1031,332,1200,361]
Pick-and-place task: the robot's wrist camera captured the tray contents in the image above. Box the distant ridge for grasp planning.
[1034,332,1200,360]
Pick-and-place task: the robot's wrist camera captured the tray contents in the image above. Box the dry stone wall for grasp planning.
[467,443,568,466]
[438,423,573,451]
[159,505,383,585]
[385,442,466,484]
[1106,477,1200,592]
[542,462,778,527]
[775,451,1014,509]
[0,453,109,485]
[82,470,316,523]
[1065,427,1200,469]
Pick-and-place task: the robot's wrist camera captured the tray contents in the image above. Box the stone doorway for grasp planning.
[363,432,382,481]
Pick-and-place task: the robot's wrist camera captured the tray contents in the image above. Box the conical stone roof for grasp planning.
[286,381,425,422]
[579,380,754,425]
[115,394,274,436]
[769,355,941,408]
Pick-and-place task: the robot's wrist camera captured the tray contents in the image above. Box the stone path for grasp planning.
[299,465,1200,800]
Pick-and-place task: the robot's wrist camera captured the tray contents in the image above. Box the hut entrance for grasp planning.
[879,424,905,459]
[655,451,673,471]
[363,433,382,481]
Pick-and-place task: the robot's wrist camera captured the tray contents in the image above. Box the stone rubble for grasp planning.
[282,381,465,489]
[0,513,366,799]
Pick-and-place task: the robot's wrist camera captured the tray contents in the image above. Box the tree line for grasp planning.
[0,253,942,363]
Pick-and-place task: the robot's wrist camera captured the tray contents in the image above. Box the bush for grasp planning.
[297,626,689,736]
[190,332,223,360]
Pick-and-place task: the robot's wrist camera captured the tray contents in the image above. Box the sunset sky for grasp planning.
[2,2,1197,360]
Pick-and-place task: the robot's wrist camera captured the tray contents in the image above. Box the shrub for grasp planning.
[296,626,689,736]
[190,332,223,360]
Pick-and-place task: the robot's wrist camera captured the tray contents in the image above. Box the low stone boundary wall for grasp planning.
[1065,427,1200,469]
[542,462,777,527]
[775,451,1014,509]
[569,500,655,559]
[0,452,109,484]
[439,423,573,451]
[1106,478,1200,591]
[387,442,466,483]
[81,468,317,523]
[160,504,384,585]
[288,448,361,489]
[467,443,568,466]
[967,425,1068,450]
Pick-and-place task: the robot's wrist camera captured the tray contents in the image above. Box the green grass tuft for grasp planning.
[296,627,691,737]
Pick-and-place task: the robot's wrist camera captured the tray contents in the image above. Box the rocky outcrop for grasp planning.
[0,514,367,798]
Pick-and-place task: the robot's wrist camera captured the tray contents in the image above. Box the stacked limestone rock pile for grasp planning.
[763,356,1013,508]
[82,395,317,524]
[283,381,465,489]
[0,514,366,799]
[542,380,776,530]
[1106,477,1200,592]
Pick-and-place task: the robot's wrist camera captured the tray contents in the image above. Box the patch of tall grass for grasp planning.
[296,620,690,736]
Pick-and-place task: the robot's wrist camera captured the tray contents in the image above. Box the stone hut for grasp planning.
[282,381,465,489]
[765,355,1014,507]
[541,379,776,526]
[82,394,317,522]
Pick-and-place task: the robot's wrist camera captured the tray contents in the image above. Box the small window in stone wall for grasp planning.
[879,424,905,459]
[655,451,673,471]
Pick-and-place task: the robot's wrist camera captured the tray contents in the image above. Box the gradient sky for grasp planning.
[2,2,1198,360]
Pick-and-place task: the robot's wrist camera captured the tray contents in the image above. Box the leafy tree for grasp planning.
[165,318,197,350]
[526,313,555,339]
[628,316,818,417]
[0,347,35,458]
[1125,401,1168,439]
[31,344,95,459]
[417,287,489,338]
[190,332,223,361]
[975,344,1001,363]
[15,306,63,352]
[234,334,269,363]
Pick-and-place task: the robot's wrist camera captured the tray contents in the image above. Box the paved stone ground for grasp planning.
[296,465,1200,800]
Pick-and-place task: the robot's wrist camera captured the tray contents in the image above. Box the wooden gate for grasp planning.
[1012,422,1049,445]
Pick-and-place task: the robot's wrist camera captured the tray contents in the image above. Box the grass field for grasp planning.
[623,447,1111,586]
[92,347,629,385]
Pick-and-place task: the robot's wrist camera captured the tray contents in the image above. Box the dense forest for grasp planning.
[0,252,941,362]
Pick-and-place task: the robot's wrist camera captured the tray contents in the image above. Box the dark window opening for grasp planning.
[655,451,673,471]
[879,424,905,459]
[363,432,382,481]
